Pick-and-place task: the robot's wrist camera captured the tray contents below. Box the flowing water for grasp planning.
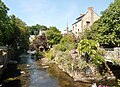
[0,54,119,87]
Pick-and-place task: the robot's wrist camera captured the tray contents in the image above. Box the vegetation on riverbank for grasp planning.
[41,0,120,83]
[1,0,120,85]
[0,0,29,60]
[43,38,114,82]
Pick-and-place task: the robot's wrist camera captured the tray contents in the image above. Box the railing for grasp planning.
[104,47,120,59]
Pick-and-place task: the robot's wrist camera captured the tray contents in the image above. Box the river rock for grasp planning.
[26,64,30,67]
[41,65,49,69]
[20,71,26,74]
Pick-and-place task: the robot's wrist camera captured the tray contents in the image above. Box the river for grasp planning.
[0,54,119,87]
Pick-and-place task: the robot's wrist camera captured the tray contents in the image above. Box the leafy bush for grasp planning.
[44,51,54,60]
[46,26,62,45]
[54,42,76,52]
[54,44,66,52]
[78,39,105,66]
[35,51,43,58]
[59,45,66,52]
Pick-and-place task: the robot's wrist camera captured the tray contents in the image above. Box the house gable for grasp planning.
[72,7,100,37]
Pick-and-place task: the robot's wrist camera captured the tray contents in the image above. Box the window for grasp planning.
[75,24,77,27]
[72,26,74,31]
[86,21,90,27]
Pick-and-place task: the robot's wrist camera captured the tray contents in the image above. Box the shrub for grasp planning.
[54,43,76,52]
[44,51,54,60]
[35,51,43,58]
[77,39,105,66]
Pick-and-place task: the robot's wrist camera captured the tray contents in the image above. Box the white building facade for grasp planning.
[72,7,100,37]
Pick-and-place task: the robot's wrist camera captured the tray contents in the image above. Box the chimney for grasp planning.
[88,7,94,24]
[88,7,93,12]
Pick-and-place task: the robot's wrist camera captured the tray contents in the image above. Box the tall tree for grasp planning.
[10,15,29,53]
[88,0,120,47]
[46,26,62,47]
[0,0,14,46]
[28,24,48,35]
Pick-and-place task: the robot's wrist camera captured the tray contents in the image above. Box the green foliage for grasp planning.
[55,51,71,64]
[88,0,120,47]
[0,0,14,45]
[54,43,75,52]
[78,39,105,66]
[35,51,43,58]
[54,34,77,52]
[60,34,76,44]
[44,51,54,60]
[0,0,29,58]
[78,39,98,56]
[54,44,66,52]
[46,26,62,45]
[54,34,76,52]
[28,24,48,35]
[80,28,91,40]
[54,51,89,72]
[10,15,29,53]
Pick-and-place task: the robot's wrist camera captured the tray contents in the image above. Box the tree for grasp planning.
[28,24,48,35]
[0,1,29,60]
[88,0,120,47]
[55,33,77,52]
[46,26,62,47]
[30,32,47,51]
[60,34,76,44]
[10,15,29,53]
[0,0,14,46]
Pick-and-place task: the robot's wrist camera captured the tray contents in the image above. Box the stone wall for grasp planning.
[104,47,120,59]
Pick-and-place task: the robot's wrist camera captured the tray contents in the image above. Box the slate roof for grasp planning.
[72,14,85,25]
[76,14,85,20]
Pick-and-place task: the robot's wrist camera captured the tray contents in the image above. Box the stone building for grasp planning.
[72,7,100,37]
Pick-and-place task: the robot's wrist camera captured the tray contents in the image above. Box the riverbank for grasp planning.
[0,53,118,87]
[0,54,94,87]
[40,57,117,86]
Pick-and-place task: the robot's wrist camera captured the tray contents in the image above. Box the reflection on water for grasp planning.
[1,54,119,87]
[28,62,59,87]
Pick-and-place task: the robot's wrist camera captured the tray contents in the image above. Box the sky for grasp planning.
[2,0,114,31]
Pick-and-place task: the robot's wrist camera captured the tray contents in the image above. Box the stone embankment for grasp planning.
[41,49,116,83]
